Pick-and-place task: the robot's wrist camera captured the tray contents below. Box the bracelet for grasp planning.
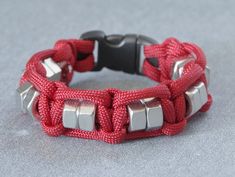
[16,30,212,144]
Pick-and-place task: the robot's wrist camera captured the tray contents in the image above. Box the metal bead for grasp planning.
[185,82,208,117]
[16,81,33,113]
[78,101,96,131]
[171,56,210,117]
[138,35,158,74]
[17,59,63,118]
[142,99,163,130]
[62,101,80,129]
[128,101,146,132]
[42,58,62,81]
[185,87,201,117]
[171,56,194,80]
[23,87,39,117]
[205,65,210,86]
[16,81,39,117]
[194,82,208,106]
[62,100,96,131]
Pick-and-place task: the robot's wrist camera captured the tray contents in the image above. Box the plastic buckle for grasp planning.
[80,30,157,74]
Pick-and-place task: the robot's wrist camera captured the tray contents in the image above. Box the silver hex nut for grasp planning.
[62,100,96,131]
[171,56,195,80]
[17,59,62,117]
[141,98,163,130]
[185,82,208,117]
[127,101,146,132]
[23,87,39,118]
[78,101,96,131]
[62,100,80,129]
[171,56,211,87]
[42,58,62,81]
[205,65,210,86]
[16,81,34,113]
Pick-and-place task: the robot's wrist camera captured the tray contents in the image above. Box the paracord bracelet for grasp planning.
[17,30,212,144]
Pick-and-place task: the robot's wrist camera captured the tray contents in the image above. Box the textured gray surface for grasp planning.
[0,0,235,177]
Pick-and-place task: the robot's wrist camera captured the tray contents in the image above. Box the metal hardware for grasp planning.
[16,81,34,113]
[185,82,208,117]
[62,100,96,131]
[171,56,211,86]
[141,99,163,130]
[23,87,39,117]
[42,58,62,81]
[16,82,40,117]
[80,30,157,74]
[62,101,80,129]
[138,36,158,73]
[205,66,210,86]
[171,56,194,80]
[128,98,164,132]
[17,59,62,116]
[127,101,146,132]
[78,101,96,131]
[171,56,210,118]
[194,82,208,107]
[16,81,39,117]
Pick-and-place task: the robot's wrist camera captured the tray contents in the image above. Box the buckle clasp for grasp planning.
[80,30,157,74]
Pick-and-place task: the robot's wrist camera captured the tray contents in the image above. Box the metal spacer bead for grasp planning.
[23,87,39,118]
[16,81,39,117]
[171,56,210,118]
[141,98,163,130]
[171,55,211,86]
[62,100,96,131]
[171,56,194,80]
[205,65,210,86]
[128,98,164,132]
[127,101,146,132]
[185,82,208,117]
[41,58,62,81]
[16,81,34,113]
[16,58,62,117]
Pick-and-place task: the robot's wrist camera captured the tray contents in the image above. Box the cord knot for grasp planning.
[54,40,76,66]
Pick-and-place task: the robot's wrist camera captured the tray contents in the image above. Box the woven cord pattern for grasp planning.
[19,37,212,144]
[143,38,212,136]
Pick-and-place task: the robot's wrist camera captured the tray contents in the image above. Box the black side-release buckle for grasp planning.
[80,30,157,74]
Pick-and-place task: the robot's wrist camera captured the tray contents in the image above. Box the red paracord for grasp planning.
[19,38,212,144]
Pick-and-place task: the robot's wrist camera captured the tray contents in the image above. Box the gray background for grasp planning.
[0,0,234,177]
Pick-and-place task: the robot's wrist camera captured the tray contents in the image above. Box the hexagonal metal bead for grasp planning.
[141,98,163,130]
[128,101,146,132]
[16,59,62,117]
[42,58,62,81]
[78,101,96,131]
[16,81,34,113]
[205,65,210,86]
[171,56,211,86]
[23,87,39,117]
[62,100,96,131]
[185,82,208,117]
[171,56,195,80]
[62,101,80,129]
[194,82,208,106]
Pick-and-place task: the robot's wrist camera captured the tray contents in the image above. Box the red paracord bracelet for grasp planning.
[17,31,212,144]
